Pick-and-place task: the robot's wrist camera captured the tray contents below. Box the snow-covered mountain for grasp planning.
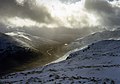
[65,29,120,51]
[0,32,41,75]
[0,26,91,75]
[0,25,93,75]
[5,31,60,48]
[1,40,120,84]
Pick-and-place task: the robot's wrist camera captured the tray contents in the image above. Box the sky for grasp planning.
[0,0,120,30]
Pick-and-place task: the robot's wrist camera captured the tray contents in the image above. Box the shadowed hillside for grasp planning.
[0,32,42,76]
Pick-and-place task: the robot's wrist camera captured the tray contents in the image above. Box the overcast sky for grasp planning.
[0,0,120,29]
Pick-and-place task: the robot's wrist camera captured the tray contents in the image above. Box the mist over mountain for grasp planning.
[0,0,120,83]
[65,29,120,51]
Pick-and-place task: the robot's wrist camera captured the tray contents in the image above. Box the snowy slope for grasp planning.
[65,29,120,51]
[1,40,120,84]
[0,26,88,75]
[5,31,60,47]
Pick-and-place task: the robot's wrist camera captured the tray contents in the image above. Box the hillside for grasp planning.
[0,32,41,75]
[1,40,120,84]
[65,29,120,51]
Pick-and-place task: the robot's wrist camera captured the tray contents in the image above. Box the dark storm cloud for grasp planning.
[0,0,54,23]
[85,0,114,14]
[84,0,120,28]
[1,0,120,29]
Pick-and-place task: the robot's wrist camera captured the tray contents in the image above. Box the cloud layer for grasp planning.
[0,0,120,29]
[0,0,54,25]
[85,0,120,28]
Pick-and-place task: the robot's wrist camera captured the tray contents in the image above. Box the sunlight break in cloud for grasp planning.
[33,0,101,28]
[0,0,120,30]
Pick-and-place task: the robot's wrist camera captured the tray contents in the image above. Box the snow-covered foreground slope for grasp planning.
[1,40,120,84]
